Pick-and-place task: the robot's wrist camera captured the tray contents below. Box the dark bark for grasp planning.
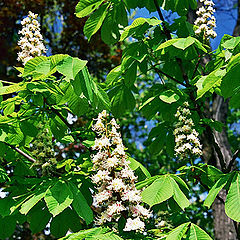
[211,95,237,240]
[188,1,240,238]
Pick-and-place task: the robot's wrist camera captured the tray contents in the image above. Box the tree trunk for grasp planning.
[188,1,240,238]
[211,95,237,240]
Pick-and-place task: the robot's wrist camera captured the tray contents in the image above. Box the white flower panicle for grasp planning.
[17,11,46,65]
[91,110,151,232]
[194,0,217,40]
[174,102,202,158]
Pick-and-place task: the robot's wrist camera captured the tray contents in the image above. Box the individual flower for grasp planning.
[174,102,202,159]
[91,111,151,232]
[17,11,46,65]
[194,0,217,40]
[123,217,145,231]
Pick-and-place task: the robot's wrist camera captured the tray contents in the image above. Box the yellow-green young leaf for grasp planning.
[83,3,109,40]
[166,222,190,240]
[141,175,173,207]
[120,17,161,41]
[204,174,230,208]
[56,56,88,80]
[159,89,180,104]
[172,37,195,50]
[188,223,212,240]
[20,191,46,215]
[44,181,73,217]
[170,178,190,210]
[75,0,104,18]
[196,68,226,99]
[155,39,179,51]
[0,83,25,96]
[225,173,240,222]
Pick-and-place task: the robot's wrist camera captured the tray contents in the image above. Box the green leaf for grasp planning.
[50,209,70,238]
[28,202,51,233]
[188,223,212,240]
[159,89,180,104]
[120,17,161,41]
[68,182,93,224]
[166,222,190,240]
[128,157,151,179]
[59,227,123,240]
[56,56,87,80]
[221,55,240,100]
[196,68,226,99]
[172,37,195,50]
[225,173,240,222]
[68,93,89,116]
[141,175,173,207]
[0,216,16,239]
[20,189,47,215]
[204,174,230,208]
[75,0,104,18]
[0,83,25,96]
[44,181,73,217]
[170,178,190,210]
[124,61,137,87]
[111,84,135,117]
[83,3,109,40]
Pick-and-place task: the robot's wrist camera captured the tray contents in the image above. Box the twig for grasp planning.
[227,149,240,172]
[152,66,187,87]
[4,143,36,163]
[50,106,72,129]
[153,0,171,40]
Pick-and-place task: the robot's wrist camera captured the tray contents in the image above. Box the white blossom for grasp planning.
[91,110,151,232]
[174,102,202,158]
[194,0,216,40]
[123,217,145,232]
[17,11,46,65]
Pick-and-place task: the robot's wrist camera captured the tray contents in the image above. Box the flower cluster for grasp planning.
[91,110,151,232]
[174,102,202,159]
[31,122,57,175]
[17,11,46,65]
[194,0,217,40]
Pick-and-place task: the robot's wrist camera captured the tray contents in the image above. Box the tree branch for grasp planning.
[4,143,36,163]
[152,66,187,87]
[49,106,72,130]
[153,0,171,40]
[227,149,240,172]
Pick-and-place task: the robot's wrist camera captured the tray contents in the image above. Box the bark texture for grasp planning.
[188,1,240,238]
[211,95,237,240]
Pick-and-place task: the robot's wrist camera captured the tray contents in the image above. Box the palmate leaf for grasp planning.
[188,223,212,240]
[56,56,87,80]
[120,17,161,41]
[44,180,73,217]
[166,222,190,240]
[59,227,123,240]
[225,173,240,222]
[166,223,212,240]
[156,36,207,52]
[170,178,190,210]
[141,175,173,207]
